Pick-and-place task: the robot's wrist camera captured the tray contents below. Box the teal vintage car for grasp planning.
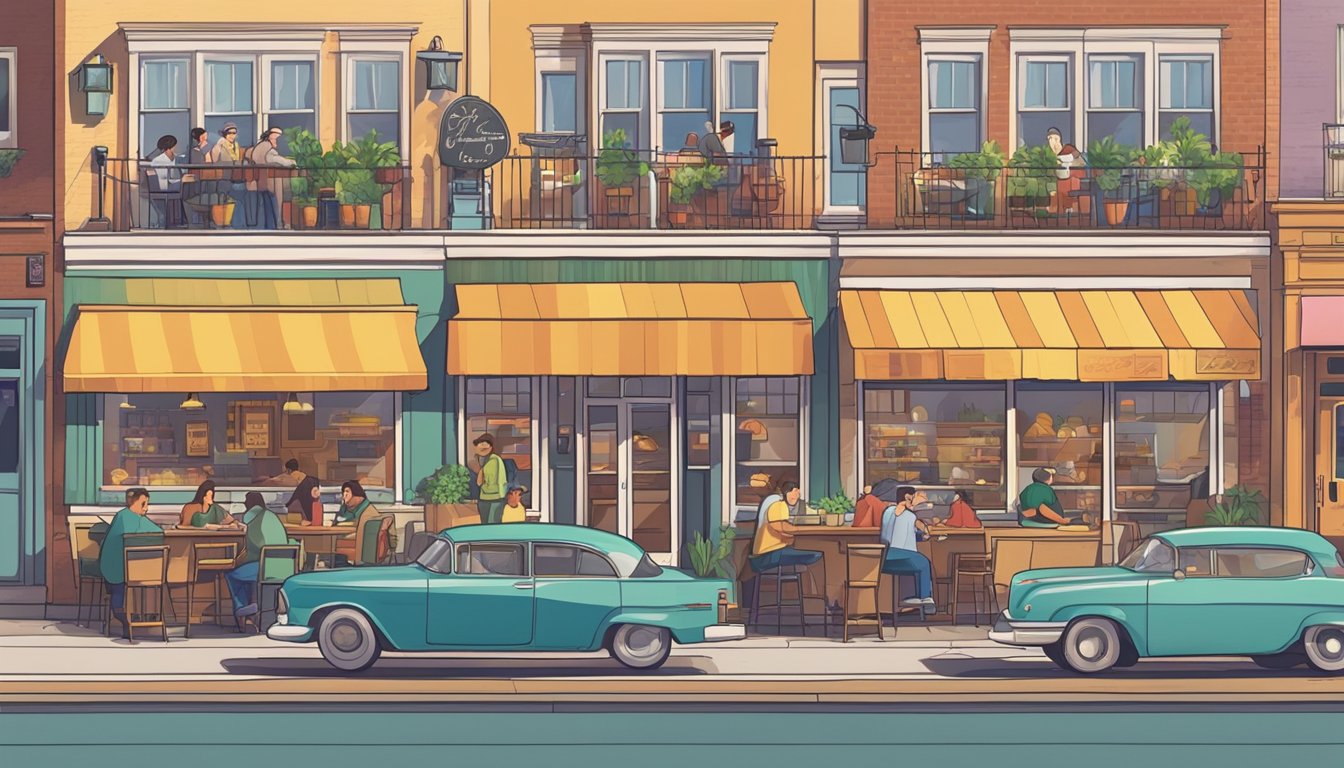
[990,527,1344,674]
[267,523,743,672]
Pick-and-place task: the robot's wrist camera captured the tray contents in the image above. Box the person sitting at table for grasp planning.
[853,478,904,528]
[245,126,296,230]
[333,480,382,563]
[1018,467,1080,528]
[880,486,936,611]
[266,458,306,486]
[943,489,983,529]
[749,481,823,581]
[99,487,162,637]
[502,484,527,523]
[286,476,323,526]
[179,480,240,529]
[225,492,291,625]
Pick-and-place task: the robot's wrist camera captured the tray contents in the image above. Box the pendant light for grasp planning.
[179,393,205,410]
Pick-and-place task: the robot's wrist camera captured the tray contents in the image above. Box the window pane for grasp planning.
[1214,548,1308,578]
[348,113,398,146]
[601,112,640,149]
[206,61,253,114]
[465,377,532,507]
[729,61,758,109]
[931,61,952,108]
[534,544,580,576]
[663,60,685,109]
[1179,547,1214,576]
[458,543,526,576]
[266,112,316,154]
[1020,112,1073,149]
[1044,62,1068,108]
[542,72,577,133]
[204,114,256,148]
[627,60,643,109]
[722,111,757,153]
[0,59,10,133]
[1115,387,1210,528]
[1023,62,1046,109]
[606,60,628,109]
[143,60,188,110]
[1159,111,1213,140]
[354,61,398,111]
[271,61,314,111]
[929,113,981,156]
[1088,111,1143,147]
[930,60,978,110]
[736,377,802,510]
[0,381,16,474]
[141,112,190,158]
[1187,60,1210,108]
[662,112,710,149]
[578,550,617,577]
[863,385,1006,510]
[1017,384,1103,518]
[829,86,866,206]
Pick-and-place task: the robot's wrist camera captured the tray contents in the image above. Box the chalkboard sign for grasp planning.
[438,95,511,169]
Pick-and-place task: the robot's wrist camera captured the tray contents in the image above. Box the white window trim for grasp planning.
[656,52,715,146]
[1157,54,1216,134]
[720,53,764,148]
[1009,28,1221,151]
[818,63,866,215]
[536,66,584,136]
[261,54,320,141]
[199,54,259,140]
[137,56,192,156]
[342,53,408,156]
[532,26,589,137]
[0,48,15,149]
[918,28,992,156]
[597,53,650,148]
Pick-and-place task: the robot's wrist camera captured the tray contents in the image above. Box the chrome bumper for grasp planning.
[703,624,747,642]
[988,611,1067,647]
[266,624,314,643]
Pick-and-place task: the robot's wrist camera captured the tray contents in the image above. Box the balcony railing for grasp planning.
[445,148,824,230]
[875,149,1266,231]
[96,159,413,231]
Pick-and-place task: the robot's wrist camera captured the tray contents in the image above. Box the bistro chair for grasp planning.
[991,539,1035,612]
[950,553,995,626]
[184,541,238,638]
[356,515,395,566]
[251,544,302,634]
[68,521,106,628]
[121,545,171,643]
[841,544,887,642]
[746,558,829,637]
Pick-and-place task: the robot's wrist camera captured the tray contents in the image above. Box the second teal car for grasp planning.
[990,527,1344,674]
[268,523,743,672]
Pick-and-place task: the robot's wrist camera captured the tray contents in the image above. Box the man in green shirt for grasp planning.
[225,492,292,620]
[1018,468,1077,527]
[473,433,507,524]
[99,488,163,631]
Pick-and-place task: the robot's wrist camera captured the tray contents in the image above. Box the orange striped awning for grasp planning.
[841,289,1260,381]
[64,305,428,392]
[447,282,814,376]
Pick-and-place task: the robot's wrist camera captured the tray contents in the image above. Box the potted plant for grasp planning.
[1086,136,1139,226]
[0,149,25,178]
[812,493,856,527]
[290,178,319,229]
[344,130,401,184]
[685,525,738,579]
[1190,150,1245,223]
[594,128,649,218]
[1163,117,1212,217]
[336,169,380,228]
[1006,144,1057,215]
[421,464,478,532]
[1204,485,1266,527]
[947,140,1006,218]
[668,162,724,227]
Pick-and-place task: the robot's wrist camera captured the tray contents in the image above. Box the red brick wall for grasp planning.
[866,2,1271,224]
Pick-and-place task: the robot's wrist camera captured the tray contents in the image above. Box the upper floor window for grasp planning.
[1087,55,1143,147]
[1159,56,1214,139]
[1018,56,1073,150]
[267,59,317,151]
[205,59,256,146]
[723,58,760,152]
[659,55,712,151]
[348,58,400,147]
[927,56,982,157]
[541,72,577,133]
[602,57,646,148]
[0,49,15,148]
[140,58,190,157]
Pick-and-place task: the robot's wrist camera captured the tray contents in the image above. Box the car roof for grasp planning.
[438,523,646,558]
[1155,527,1339,561]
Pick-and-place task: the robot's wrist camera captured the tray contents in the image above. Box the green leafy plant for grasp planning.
[595,128,650,189]
[335,168,381,205]
[342,130,401,169]
[1165,116,1213,168]
[1205,485,1266,527]
[686,525,738,579]
[669,162,723,205]
[1086,136,1139,197]
[1006,144,1058,201]
[1189,150,1244,208]
[0,149,26,179]
[811,493,855,516]
[947,140,1007,181]
[423,464,472,505]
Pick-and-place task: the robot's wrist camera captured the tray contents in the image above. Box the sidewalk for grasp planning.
[1,619,1342,705]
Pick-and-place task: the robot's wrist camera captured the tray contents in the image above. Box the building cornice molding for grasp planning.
[1008,26,1226,43]
[583,22,777,43]
[917,26,997,44]
[118,22,419,44]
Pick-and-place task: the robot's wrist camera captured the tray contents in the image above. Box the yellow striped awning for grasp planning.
[841,289,1260,381]
[64,305,428,393]
[447,283,814,376]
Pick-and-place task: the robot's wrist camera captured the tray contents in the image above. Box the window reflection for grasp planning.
[1114,386,1210,513]
[1017,384,1103,517]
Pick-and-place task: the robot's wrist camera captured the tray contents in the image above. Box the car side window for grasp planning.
[1213,548,1310,579]
[455,543,527,576]
[1178,547,1214,577]
[534,544,618,578]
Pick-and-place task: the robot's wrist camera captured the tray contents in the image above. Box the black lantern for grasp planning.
[836,104,877,166]
[79,54,113,116]
[417,36,462,92]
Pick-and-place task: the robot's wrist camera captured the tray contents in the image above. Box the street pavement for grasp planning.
[3,618,1344,704]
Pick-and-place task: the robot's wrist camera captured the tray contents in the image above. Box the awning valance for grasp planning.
[841,289,1260,381]
[447,282,814,376]
[64,305,428,393]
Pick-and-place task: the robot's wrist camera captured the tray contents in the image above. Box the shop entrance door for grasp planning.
[584,398,677,564]
[0,306,43,589]
[1315,355,1344,542]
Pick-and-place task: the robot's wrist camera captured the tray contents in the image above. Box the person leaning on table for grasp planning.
[226,492,291,624]
[179,479,241,529]
[1017,467,1080,528]
[879,486,936,611]
[333,480,381,563]
[749,481,822,573]
[99,488,162,635]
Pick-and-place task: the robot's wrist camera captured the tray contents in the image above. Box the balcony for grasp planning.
[1326,125,1344,198]
[875,148,1266,231]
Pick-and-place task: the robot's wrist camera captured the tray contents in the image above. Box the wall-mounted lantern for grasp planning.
[79,54,113,116]
[417,36,463,92]
[836,104,878,166]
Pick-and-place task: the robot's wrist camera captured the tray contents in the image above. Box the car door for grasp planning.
[426,541,535,647]
[531,543,622,650]
[1148,546,1315,656]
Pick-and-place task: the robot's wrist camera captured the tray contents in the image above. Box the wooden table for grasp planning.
[162,528,246,627]
[285,524,354,567]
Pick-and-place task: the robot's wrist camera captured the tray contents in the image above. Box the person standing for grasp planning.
[472,433,508,524]
[246,126,296,229]
[879,486,936,611]
[179,480,240,529]
[99,488,162,634]
[224,492,290,624]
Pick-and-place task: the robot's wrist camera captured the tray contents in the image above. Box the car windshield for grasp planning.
[1119,538,1176,573]
[416,538,453,574]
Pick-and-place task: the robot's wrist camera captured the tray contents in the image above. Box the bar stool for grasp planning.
[121,545,170,643]
[747,558,828,637]
[841,544,887,642]
[951,553,995,626]
[185,542,238,637]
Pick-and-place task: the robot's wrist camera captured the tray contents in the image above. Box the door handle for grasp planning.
[513,581,534,590]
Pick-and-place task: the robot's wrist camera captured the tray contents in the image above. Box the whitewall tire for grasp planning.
[609,624,672,670]
[1060,618,1121,674]
[317,608,382,673]
[1304,625,1344,673]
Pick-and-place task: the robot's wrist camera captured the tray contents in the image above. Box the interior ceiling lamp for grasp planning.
[79,54,113,116]
[417,35,463,92]
[179,393,205,410]
[283,392,314,413]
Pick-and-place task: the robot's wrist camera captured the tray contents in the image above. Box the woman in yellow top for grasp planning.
[501,484,527,523]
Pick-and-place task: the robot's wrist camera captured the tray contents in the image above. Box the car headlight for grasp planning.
[277,589,289,622]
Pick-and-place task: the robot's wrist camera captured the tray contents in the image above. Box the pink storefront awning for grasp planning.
[1302,297,1344,346]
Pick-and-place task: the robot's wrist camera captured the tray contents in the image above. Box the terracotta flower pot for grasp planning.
[210,202,235,227]
[300,205,318,228]
[375,167,400,184]
[605,187,635,215]
[354,204,372,229]
[1103,199,1130,226]
[339,204,356,228]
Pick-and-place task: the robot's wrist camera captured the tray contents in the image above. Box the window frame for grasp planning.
[531,541,620,579]
[261,54,320,142]
[918,28,991,158]
[1085,53,1144,149]
[1015,54,1076,149]
[343,53,404,150]
[0,48,17,149]
[138,56,193,158]
[540,71,579,134]
[598,53,649,149]
[459,376,542,516]
[201,55,259,142]
[926,54,984,158]
[656,52,714,152]
[1209,546,1314,580]
[454,542,530,577]
[721,54,764,152]
[819,64,867,215]
[1158,54,1215,139]
[731,376,809,517]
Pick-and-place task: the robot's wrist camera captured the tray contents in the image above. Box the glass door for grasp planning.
[583,394,678,563]
[0,334,21,584]
[585,404,620,536]
[629,403,673,557]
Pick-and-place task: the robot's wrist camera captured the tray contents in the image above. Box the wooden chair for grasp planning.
[253,545,302,634]
[121,546,170,643]
[951,553,995,625]
[68,521,105,628]
[841,544,887,642]
[184,542,238,638]
[991,539,1035,611]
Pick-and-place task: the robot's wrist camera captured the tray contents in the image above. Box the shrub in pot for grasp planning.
[669,162,723,226]
[336,169,380,228]
[1006,144,1057,211]
[595,128,649,216]
[422,464,478,532]
[1086,136,1139,226]
[947,140,1006,218]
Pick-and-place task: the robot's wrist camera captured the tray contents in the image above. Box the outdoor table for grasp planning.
[285,524,354,568]
[163,527,246,627]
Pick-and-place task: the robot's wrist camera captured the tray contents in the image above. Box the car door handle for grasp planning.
[513,581,534,590]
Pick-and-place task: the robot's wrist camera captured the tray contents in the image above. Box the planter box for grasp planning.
[425,503,481,533]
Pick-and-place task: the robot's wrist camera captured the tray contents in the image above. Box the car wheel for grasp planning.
[1042,641,1069,669]
[609,624,672,670]
[1251,652,1306,670]
[1304,626,1344,673]
[317,608,382,673]
[1059,618,1121,674]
